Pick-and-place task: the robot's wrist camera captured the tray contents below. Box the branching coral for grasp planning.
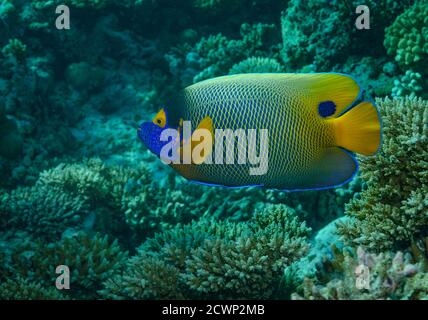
[0,277,66,300]
[1,0,426,301]
[132,176,357,232]
[2,38,27,62]
[101,204,310,299]
[3,233,127,299]
[184,205,310,299]
[337,97,428,251]
[281,0,409,71]
[292,244,428,300]
[0,185,88,240]
[174,23,279,84]
[36,158,163,242]
[229,57,284,74]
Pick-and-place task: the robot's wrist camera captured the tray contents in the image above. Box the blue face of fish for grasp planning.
[137,108,172,157]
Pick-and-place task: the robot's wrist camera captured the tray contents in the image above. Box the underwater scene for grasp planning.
[0,0,427,301]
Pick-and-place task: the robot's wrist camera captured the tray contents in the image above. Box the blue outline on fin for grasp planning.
[188,179,264,189]
[364,98,383,155]
[184,148,358,192]
[277,148,359,192]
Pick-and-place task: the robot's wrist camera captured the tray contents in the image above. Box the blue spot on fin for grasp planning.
[318,101,337,117]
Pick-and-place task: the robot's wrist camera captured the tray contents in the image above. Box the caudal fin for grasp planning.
[334,101,381,156]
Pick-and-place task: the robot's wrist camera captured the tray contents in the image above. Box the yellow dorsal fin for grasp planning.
[278,73,361,117]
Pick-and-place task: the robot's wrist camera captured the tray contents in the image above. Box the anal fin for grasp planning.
[297,147,358,190]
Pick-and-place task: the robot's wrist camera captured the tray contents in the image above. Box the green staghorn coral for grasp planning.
[384,1,428,72]
[184,204,310,299]
[2,233,127,299]
[125,174,358,233]
[229,57,284,74]
[2,38,27,62]
[166,23,278,85]
[34,155,356,242]
[337,97,428,251]
[0,0,14,20]
[188,23,279,83]
[1,158,155,245]
[101,204,310,299]
[0,185,87,240]
[0,277,66,300]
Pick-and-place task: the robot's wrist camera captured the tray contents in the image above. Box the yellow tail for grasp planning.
[334,101,381,156]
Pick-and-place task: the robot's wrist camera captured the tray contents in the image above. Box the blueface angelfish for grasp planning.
[138,73,381,191]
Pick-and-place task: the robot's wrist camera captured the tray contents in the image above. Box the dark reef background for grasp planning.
[0,0,427,299]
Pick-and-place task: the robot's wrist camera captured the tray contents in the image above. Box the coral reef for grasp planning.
[280,0,409,71]
[337,97,428,251]
[392,70,427,99]
[166,22,280,87]
[0,185,87,240]
[292,245,428,300]
[384,1,428,72]
[101,204,310,299]
[0,277,65,300]
[1,233,127,299]
[0,0,426,301]
[229,57,284,74]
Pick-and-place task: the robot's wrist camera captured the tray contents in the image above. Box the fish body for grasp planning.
[138,73,381,191]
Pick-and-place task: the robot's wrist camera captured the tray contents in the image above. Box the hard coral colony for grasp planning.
[0,0,427,300]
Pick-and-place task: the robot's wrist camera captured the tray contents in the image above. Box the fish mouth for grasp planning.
[137,126,145,142]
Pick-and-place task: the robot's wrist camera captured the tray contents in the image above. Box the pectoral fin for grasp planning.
[177,116,215,165]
